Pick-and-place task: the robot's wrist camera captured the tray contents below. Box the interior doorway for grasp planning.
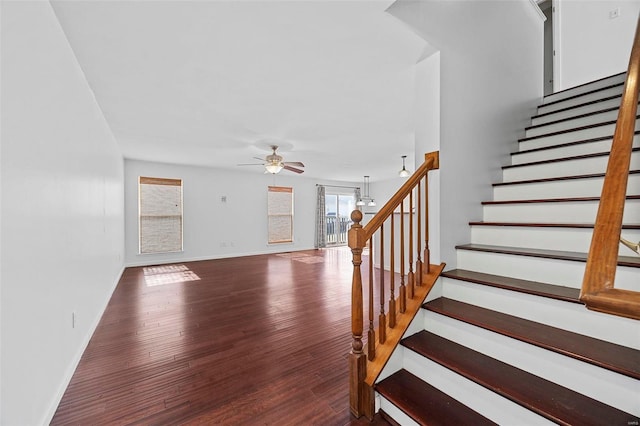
[540,0,554,96]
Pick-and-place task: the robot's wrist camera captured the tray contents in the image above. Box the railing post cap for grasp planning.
[351,210,363,223]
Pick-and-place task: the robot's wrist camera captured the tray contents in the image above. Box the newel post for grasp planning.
[348,210,367,417]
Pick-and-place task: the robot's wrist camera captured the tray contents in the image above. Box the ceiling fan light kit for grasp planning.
[238,145,305,174]
[265,162,284,174]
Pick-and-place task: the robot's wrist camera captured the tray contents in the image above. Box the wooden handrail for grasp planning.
[361,152,439,238]
[581,16,640,320]
[349,151,442,418]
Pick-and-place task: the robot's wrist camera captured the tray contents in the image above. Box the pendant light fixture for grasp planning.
[398,155,410,178]
[356,176,376,207]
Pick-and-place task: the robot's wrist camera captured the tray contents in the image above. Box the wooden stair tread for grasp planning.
[422,298,640,379]
[376,369,497,426]
[541,81,624,108]
[441,269,581,303]
[493,169,640,187]
[541,72,624,103]
[535,93,623,120]
[455,243,640,268]
[518,115,639,143]
[512,131,639,157]
[526,105,626,132]
[468,221,640,229]
[482,195,640,205]
[401,331,639,426]
[503,147,640,170]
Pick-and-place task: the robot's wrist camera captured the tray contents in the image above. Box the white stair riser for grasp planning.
[440,278,640,349]
[503,153,640,182]
[402,348,553,425]
[520,119,640,152]
[532,97,624,126]
[378,343,405,384]
[526,109,621,138]
[482,200,640,223]
[456,250,639,291]
[378,395,421,426]
[541,74,626,106]
[539,85,624,115]
[423,312,640,416]
[511,135,640,165]
[470,225,640,253]
[493,174,640,200]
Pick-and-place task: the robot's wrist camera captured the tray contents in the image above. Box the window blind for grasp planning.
[267,186,293,244]
[139,176,183,254]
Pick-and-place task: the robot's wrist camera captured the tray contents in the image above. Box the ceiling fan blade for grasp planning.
[237,163,264,166]
[253,156,265,161]
[283,165,304,174]
[283,161,304,167]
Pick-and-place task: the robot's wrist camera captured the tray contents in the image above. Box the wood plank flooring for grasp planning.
[51,248,389,425]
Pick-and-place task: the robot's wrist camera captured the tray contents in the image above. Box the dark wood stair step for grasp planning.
[512,131,639,157]
[441,269,581,303]
[482,195,640,205]
[401,331,639,426]
[526,105,632,133]
[468,222,640,229]
[455,243,640,269]
[493,169,640,188]
[376,369,496,426]
[503,147,640,170]
[376,369,497,426]
[518,115,640,143]
[535,93,623,121]
[422,298,640,379]
[540,73,624,106]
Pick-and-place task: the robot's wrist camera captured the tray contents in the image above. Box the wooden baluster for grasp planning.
[424,173,430,274]
[367,237,375,360]
[415,180,423,286]
[378,224,386,344]
[348,210,366,417]
[407,191,415,299]
[399,200,406,313]
[389,213,396,328]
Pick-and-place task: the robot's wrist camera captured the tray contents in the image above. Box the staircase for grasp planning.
[374,73,640,425]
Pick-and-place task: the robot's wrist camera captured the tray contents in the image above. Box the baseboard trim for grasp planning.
[41,263,125,426]
[124,246,318,268]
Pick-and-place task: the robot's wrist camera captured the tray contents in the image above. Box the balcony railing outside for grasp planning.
[326,215,352,245]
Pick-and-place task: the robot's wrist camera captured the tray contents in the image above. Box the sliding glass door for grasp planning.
[325,193,356,246]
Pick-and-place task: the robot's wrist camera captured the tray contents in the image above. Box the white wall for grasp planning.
[0,2,125,424]
[556,0,640,91]
[414,52,441,265]
[125,160,361,265]
[388,0,544,267]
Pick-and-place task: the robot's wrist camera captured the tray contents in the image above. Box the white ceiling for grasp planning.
[51,0,427,182]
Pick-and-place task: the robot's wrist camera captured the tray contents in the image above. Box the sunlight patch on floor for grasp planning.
[143,264,200,287]
[275,252,325,264]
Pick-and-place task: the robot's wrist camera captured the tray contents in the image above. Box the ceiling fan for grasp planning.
[238,145,305,174]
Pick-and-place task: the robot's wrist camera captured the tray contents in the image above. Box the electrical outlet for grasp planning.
[221,195,227,203]
[610,7,620,19]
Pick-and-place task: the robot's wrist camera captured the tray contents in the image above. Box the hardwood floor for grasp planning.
[52,247,389,425]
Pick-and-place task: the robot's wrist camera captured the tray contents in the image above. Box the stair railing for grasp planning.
[349,151,445,419]
[581,16,640,320]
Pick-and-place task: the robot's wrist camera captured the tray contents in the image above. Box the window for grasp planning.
[267,186,293,244]
[139,176,183,254]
